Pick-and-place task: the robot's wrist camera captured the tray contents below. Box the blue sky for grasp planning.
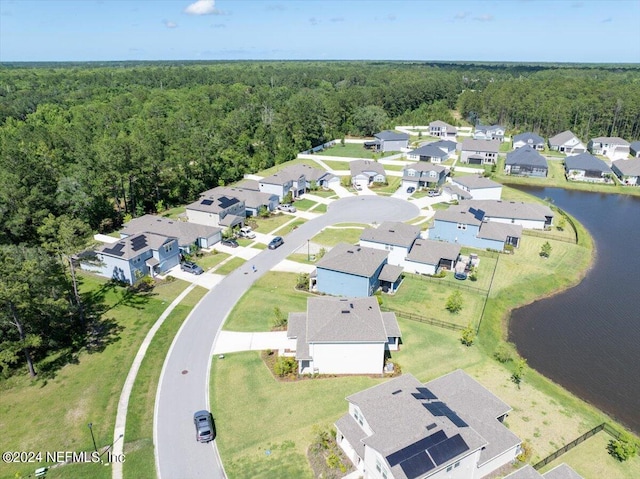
[1,0,639,63]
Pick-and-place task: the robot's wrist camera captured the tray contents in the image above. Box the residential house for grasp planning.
[359,221,422,267]
[505,145,549,177]
[504,464,584,479]
[406,144,449,163]
[121,214,222,254]
[630,141,640,158]
[202,186,279,217]
[429,120,458,139]
[286,296,401,375]
[450,176,503,200]
[588,137,630,161]
[548,131,586,156]
[564,153,613,183]
[336,370,522,479]
[512,132,545,150]
[314,243,393,297]
[402,163,448,191]
[405,239,461,275]
[259,164,338,201]
[463,199,554,229]
[185,193,246,229]
[473,124,505,142]
[611,159,640,186]
[351,160,387,186]
[87,233,180,285]
[443,184,472,201]
[430,206,523,251]
[460,139,500,165]
[365,130,410,152]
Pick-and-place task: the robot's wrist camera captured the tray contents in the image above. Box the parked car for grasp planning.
[268,236,284,250]
[193,410,214,443]
[221,238,239,248]
[181,261,204,275]
[406,186,416,194]
[238,226,256,239]
[427,189,440,197]
[354,184,363,191]
[277,203,297,213]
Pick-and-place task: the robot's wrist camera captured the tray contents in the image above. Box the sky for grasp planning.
[1,0,639,63]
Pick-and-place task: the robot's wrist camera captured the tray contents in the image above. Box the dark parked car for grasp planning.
[221,238,239,248]
[181,261,204,275]
[268,236,284,250]
[193,410,215,443]
[406,186,416,194]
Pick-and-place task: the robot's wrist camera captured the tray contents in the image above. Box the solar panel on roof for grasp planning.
[102,243,126,257]
[427,434,469,466]
[422,401,468,428]
[399,451,435,479]
[218,196,238,209]
[416,387,437,400]
[131,235,148,252]
[201,199,213,206]
[386,430,446,467]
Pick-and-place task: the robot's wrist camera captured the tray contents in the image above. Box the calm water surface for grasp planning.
[509,188,640,434]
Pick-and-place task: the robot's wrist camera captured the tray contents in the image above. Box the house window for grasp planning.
[447,465,453,472]
[457,223,467,230]
[408,170,415,177]
[454,461,460,468]
[376,460,382,473]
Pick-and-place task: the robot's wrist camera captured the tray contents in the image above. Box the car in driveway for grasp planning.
[221,238,239,248]
[268,236,284,249]
[277,203,297,213]
[193,410,214,443]
[406,186,416,194]
[427,189,441,197]
[180,261,204,275]
[238,226,256,239]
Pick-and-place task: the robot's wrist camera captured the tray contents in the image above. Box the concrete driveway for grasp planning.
[165,267,225,290]
[154,196,420,479]
[213,331,291,355]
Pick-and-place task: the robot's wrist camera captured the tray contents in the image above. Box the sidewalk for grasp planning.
[213,331,291,355]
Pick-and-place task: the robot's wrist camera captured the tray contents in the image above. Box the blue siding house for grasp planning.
[90,232,180,285]
[314,243,389,297]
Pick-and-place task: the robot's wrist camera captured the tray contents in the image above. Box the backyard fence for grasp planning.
[522,229,577,244]
[533,424,605,469]
[380,307,465,332]
[408,273,489,295]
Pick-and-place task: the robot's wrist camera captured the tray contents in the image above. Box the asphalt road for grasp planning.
[154,196,420,479]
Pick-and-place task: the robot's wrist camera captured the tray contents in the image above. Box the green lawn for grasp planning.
[321,159,351,171]
[273,218,307,235]
[160,206,186,220]
[369,177,402,195]
[291,199,318,211]
[306,189,338,199]
[191,251,230,271]
[123,286,208,479]
[311,224,367,247]
[0,273,190,479]
[381,163,405,171]
[316,143,396,159]
[253,213,295,234]
[310,203,327,214]
[215,257,247,275]
[383,275,486,328]
[250,159,319,178]
[223,272,311,331]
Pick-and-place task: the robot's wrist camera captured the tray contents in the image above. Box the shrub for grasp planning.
[272,306,288,329]
[608,433,639,462]
[504,244,514,254]
[468,267,478,281]
[540,241,552,258]
[493,343,514,363]
[446,290,463,313]
[296,272,310,290]
[274,356,297,377]
[326,454,347,473]
[517,441,533,462]
[460,324,475,346]
[511,358,527,388]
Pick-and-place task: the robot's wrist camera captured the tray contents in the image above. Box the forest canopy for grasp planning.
[1,61,639,245]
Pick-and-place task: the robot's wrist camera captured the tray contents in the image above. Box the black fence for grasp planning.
[408,272,489,295]
[522,229,576,244]
[380,307,465,332]
[533,424,605,469]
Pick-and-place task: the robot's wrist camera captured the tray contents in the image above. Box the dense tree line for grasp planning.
[0,61,639,376]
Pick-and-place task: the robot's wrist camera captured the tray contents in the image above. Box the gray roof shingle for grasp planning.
[477,222,523,242]
[452,175,502,190]
[506,145,548,169]
[360,221,421,248]
[406,239,461,266]
[612,159,640,176]
[122,215,221,248]
[409,144,449,159]
[350,160,386,177]
[543,464,585,479]
[375,130,410,141]
[316,243,389,277]
[549,130,579,146]
[513,132,544,145]
[99,232,175,260]
[462,138,501,153]
[565,153,612,174]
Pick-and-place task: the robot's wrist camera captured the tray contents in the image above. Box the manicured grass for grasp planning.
[160,206,186,220]
[383,275,486,328]
[306,189,338,199]
[291,199,318,211]
[316,143,396,159]
[310,203,327,214]
[252,243,267,250]
[123,286,208,479]
[191,251,230,271]
[321,159,351,171]
[253,213,294,234]
[311,224,367,247]
[215,257,247,275]
[0,273,190,479]
[381,163,405,171]
[274,218,307,235]
[223,272,311,331]
[369,177,402,195]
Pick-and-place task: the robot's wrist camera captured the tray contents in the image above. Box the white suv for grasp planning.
[239,226,256,239]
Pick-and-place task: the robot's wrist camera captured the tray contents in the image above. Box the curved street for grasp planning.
[154,196,420,479]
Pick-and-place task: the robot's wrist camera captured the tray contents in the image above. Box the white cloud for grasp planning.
[454,11,470,20]
[164,20,178,28]
[474,14,494,22]
[185,0,219,15]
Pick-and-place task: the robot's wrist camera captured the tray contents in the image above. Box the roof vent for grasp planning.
[389,229,395,233]
[392,389,402,395]
[341,309,350,314]
[347,250,354,254]
[426,423,437,430]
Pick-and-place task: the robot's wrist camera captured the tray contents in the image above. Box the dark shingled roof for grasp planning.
[565,153,612,174]
[513,132,544,145]
[612,159,640,176]
[316,243,388,277]
[360,221,421,248]
[375,130,410,141]
[506,145,548,168]
[122,214,221,248]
